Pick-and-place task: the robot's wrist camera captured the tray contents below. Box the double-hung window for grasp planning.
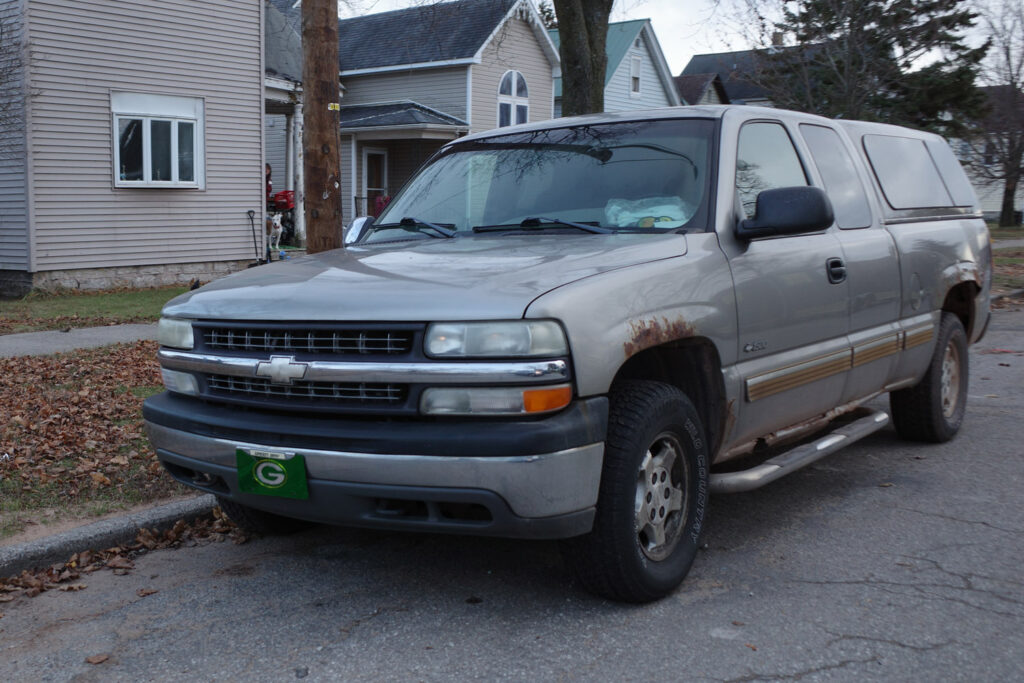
[112,92,205,188]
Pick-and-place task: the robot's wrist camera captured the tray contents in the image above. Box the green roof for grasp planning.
[549,19,648,98]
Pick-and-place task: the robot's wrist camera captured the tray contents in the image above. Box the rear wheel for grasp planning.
[890,312,968,442]
[216,497,312,535]
[564,381,709,603]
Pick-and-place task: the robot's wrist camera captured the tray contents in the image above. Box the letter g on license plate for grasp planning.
[236,448,309,499]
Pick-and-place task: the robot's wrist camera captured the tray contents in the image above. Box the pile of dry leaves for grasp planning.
[0,509,247,610]
[0,340,182,534]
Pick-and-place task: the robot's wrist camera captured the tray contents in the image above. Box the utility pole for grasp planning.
[301,0,343,253]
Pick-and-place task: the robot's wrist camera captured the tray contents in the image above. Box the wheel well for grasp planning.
[610,338,727,456]
[942,282,977,336]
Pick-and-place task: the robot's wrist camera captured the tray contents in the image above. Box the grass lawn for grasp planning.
[0,285,188,334]
[988,223,1024,241]
[993,247,1024,294]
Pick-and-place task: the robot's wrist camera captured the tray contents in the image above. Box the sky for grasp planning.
[336,0,742,76]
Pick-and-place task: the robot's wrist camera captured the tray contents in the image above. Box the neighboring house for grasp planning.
[264,0,304,235]
[333,0,560,223]
[548,19,680,118]
[673,73,730,106]
[955,85,1024,222]
[681,49,776,106]
[0,0,265,297]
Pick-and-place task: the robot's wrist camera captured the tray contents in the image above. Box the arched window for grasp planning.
[497,71,529,127]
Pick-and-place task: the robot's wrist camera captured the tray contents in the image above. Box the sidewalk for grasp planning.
[0,322,158,358]
[993,237,1024,249]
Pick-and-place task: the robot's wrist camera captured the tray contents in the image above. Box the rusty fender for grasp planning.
[623,316,697,359]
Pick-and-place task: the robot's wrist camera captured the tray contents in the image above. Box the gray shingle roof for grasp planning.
[337,0,516,72]
[673,73,729,105]
[681,50,770,103]
[337,101,468,129]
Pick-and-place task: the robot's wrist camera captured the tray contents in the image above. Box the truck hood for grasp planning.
[163,233,687,321]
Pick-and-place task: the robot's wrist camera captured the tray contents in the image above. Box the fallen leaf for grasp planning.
[58,583,87,592]
[136,588,158,597]
[106,556,134,570]
[878,482,894,488]
[90,472,112,486]
[85,654,109,665]
[0,595,14,603]
[732,620,745,626]
[745,643,758,651]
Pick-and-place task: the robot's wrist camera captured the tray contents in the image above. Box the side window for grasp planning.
[799,124,873,229]
[736,122,808,218]
[862,135,953,209]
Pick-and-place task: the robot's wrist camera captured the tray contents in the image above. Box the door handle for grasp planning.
[827,257,846,284]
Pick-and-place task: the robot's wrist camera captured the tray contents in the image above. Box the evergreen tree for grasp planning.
[746,0,987,136]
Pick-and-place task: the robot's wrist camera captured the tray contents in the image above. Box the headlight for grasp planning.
[425,321,567,358]
[158,317,194,350]
[421,385,572,416]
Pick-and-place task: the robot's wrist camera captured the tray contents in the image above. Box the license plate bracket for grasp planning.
[236,448,309,499]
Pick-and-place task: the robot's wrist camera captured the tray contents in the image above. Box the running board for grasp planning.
[709,410,890,494]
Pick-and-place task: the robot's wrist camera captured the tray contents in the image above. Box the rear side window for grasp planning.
[736,122,808,218]
[925,139,976,207]
[862,135,953,210]
[800,124,872,229]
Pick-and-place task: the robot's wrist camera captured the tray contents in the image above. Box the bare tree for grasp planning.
[963,0,1024,227]
[0,13,25,161]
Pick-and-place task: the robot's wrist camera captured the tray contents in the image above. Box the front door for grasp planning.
[725,119,850,445]
[364,148,388,217]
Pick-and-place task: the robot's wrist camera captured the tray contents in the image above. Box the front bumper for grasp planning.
[143,393,608,539]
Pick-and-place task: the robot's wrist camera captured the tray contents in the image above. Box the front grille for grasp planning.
[207,374,407,406]
[201,326,413,355]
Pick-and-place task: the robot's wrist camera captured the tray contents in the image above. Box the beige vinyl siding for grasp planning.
[470,16,554,134]
[0,0,27,270]
[604,38,674,112]
[341,67,468,122]
[24,0,263,271]
[697,87,723,105]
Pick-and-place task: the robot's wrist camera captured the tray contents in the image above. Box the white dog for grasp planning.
[269,212,283,251]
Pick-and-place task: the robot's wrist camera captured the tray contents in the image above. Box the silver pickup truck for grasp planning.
[144,105,991,602]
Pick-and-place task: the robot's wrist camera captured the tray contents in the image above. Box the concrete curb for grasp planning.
[992,288,1024,302]
[0,494,216,577]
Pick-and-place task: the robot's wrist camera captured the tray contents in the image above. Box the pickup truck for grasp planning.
[144,105,991,603]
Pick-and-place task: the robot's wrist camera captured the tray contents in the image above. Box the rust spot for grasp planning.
[623,316,696,358]
[723,399,737,441]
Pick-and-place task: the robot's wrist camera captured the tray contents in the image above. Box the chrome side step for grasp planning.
[709,409,890,494]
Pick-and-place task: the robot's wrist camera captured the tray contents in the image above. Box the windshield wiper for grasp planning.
[370,217,456,239]
[473,217,614,234]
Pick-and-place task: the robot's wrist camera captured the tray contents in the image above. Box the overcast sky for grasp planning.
[338,0,742,76]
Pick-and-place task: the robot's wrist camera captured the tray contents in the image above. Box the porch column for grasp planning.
[285,113,295,191]
[294,101,306,246]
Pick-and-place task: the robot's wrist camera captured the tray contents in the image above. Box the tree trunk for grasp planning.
[301,0,343,253]
[999,173,1020,227]
[552,0,613,116]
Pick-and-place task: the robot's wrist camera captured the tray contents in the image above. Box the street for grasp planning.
[1,308,1022,682]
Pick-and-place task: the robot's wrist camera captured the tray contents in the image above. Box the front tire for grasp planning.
[564,381,709,603]
[890,312,968,442]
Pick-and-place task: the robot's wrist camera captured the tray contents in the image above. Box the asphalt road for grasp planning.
[2,308,1022,682]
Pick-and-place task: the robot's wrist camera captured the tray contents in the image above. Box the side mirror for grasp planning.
[344,215,374,245]
[737,186,834,240]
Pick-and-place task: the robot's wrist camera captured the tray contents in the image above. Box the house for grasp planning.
[0,0,265,297]
[673,73,730,106]
[955,85,1024,223]
[680,49,777,106]
[548,19,680,118]
[332,0,560,224]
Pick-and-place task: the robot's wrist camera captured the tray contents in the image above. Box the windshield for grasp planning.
[367,119,714,241]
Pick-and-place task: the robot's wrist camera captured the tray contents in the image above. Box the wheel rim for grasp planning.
[635,432,689,562]
[940,339,961,419]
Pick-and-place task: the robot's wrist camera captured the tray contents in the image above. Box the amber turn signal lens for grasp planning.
[522,385,572,413]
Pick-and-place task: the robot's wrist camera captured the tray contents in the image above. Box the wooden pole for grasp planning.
[301,0,343,253]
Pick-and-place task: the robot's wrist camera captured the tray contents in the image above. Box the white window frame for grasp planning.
[111,92,205,189]
[630,56,642,96]
[497,70,529,128]
[362,147,388,216]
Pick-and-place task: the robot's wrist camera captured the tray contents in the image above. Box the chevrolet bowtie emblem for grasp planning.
[255,355,308,385]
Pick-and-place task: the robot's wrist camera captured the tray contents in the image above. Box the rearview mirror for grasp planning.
[736,186,834,240]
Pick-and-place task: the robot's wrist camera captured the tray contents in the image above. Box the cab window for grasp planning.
[736,122,808,218]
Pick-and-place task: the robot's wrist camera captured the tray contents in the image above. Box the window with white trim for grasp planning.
[111,92,205,188]
[630,56,642,94]
[497,71,529,127]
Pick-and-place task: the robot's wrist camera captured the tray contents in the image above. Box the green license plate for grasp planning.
[236,448,309,499]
